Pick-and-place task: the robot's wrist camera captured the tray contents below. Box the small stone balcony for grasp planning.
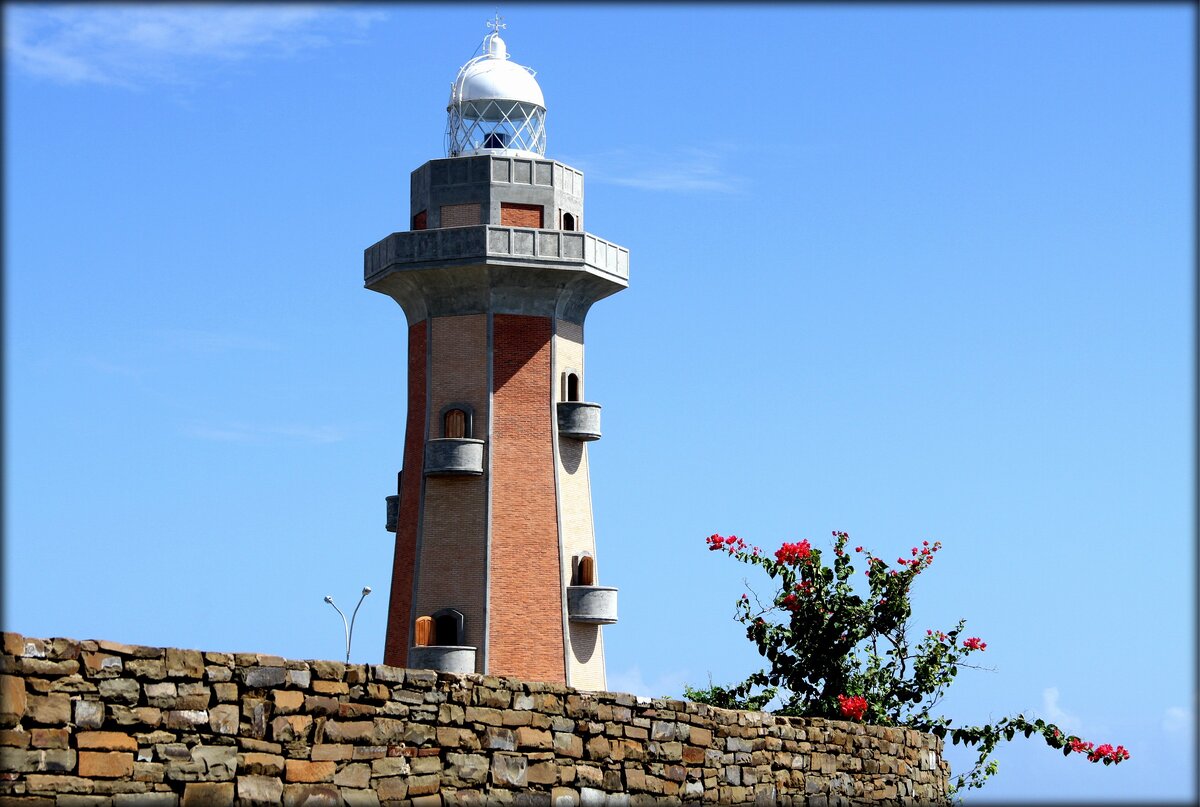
[557,402,601,441]
[566,586,618,624]
[424,438,485,476]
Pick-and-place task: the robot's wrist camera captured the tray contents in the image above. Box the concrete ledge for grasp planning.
[557,401,602,442]
[423,438,485,476]
[407,645,477,675]
[567,585,618,624]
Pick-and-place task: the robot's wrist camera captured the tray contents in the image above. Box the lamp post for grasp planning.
[324,587,372,664]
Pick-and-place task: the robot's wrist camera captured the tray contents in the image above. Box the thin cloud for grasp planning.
[186,421,347,445]
[568,147,743,195]
[1040,686,1083,733]
[1162,705,1192,735]
[5,5,386,88]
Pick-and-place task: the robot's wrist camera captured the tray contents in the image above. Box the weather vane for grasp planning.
[487,12,506,35]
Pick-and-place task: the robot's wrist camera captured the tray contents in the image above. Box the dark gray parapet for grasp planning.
[566,586,618,624]
[407,645,477,675]
[557,401,602,441]
[424,438,485,476]
[363,226,628,325]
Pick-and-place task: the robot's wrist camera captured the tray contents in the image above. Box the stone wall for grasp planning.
[0,633,950,806]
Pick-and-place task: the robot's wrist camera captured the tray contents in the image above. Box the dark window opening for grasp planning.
[562,212,576,231]
[431,608,465,646]
[483,131,508,149]
[566,373,580,402]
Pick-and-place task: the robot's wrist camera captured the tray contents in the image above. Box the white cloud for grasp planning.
[1040,686,1083,733]
[606,665,693,699]
[567,146,743,194]
[1163,705,1193,735]
[186,421,346,445]
[5,5,386,88]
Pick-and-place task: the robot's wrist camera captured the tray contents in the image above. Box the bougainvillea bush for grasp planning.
[685,531,1128,794]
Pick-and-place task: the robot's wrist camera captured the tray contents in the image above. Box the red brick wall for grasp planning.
[383,321,427,667]
[500,203,544,228]
[489,314,564,682]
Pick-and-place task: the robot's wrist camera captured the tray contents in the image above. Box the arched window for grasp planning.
[574,552,595,586]
[566,373,580,402]
[444,408,467,439]
[562,212,576,231]
[431,608,465,646]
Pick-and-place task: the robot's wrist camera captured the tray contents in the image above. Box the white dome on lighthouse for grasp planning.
[446,25,547,158]
[451,32,545,109]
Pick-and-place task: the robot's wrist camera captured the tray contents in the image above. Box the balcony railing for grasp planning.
[557,401,601,441]
[424,438,485,476]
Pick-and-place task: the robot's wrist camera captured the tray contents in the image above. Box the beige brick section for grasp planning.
[414,314,490,669]
[554,320,606,691]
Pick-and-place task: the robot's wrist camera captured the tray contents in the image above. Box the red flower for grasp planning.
[837,694,868,720]
[775,540,812,565]
[962,637,987,651]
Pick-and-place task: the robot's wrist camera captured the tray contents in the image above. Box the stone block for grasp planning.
[322,720,372,744]
[527,760,557,785]
[551,787,580,807]
[165,710,209,730]
[584,736,610,760]
[206,665,234,683]
[115,793,177,806]
[309,661,344,681]
[182,782,234,807]
[194,744,237,780]
[213,683,239,702]
[78,732,137,751]
[516,727,553,749]
[98,679,140,705]
[465,706,502,726]
[127,658,168,680]
[407,774,441,797]
[243,667,287,689]
[311,680,348,696]
[24,774,93,794]
[72,699,104,730]
[342,790,381,807]
[553,732,583,758]
[165,648,205,678]
[284,760,336,783]
[270,715,313,743]
[283,784,341,807]
[333,762,370,789]
[484,727,516,751]
[285,668,311,688]
[491,753,528,787]
[26,693,70,724]
[30,727,69,748]
[303,696,339,717]
[371,757,411,777]
[237,775,284,805]
[445,752,488,786]
[351,745,386,760]
[0,727,30,747]
[79,751,135,778]
[133,761,165,782]
[210,704,240,735]
[240,752,285,777]
[374,776,407,802]
[689,727,712,746]
[272,690,304,714]
[80,652,124,678]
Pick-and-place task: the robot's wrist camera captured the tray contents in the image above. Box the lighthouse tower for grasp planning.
[365,23,628,689]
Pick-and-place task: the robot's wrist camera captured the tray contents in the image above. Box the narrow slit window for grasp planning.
[562,212,576,231]
[566,373,580,402]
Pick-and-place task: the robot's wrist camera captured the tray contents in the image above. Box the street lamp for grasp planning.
[324,586,372,664]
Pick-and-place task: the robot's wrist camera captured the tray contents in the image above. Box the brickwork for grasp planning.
[0,633,951,805]
[383,322,427,669]
[490,315,565,683]
[415,315,490,668]
[554,321,606,691]
[499,203,544,229]
[439,204,480,229]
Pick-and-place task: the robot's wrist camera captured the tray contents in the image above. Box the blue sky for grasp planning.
[4,4,1194,802]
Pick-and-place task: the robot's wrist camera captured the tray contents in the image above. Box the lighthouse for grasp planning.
[365,22,628,689]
